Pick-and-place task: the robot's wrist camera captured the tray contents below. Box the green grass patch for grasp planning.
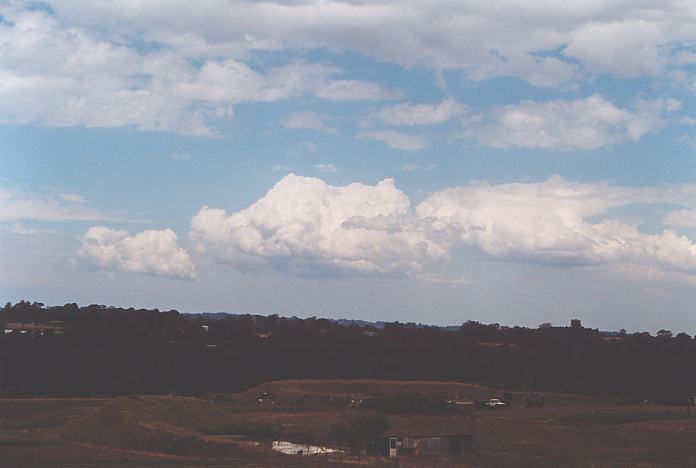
[202,422,279,439]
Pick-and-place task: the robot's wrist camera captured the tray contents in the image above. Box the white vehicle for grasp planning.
[486,398,506,408]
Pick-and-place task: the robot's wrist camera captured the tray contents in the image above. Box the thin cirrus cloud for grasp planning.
[313,164,338,173]
[0,186,110,223]
[358,130,427,151]
[78,227,197,280]
[375,98,467,126]
[189,174,696,284]
[464,95,679,150]
[281,111,337,134]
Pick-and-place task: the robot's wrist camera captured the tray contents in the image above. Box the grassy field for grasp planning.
[1,381,695,467]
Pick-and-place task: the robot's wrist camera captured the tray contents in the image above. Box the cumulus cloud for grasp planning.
[189,174,449,276]
[358,130,427,150]
[4,1,695,136]
[376,98,467,126]
[79,227,196,280]
[281,111,336,134]
[0,6,399,135]
[417,176,696,280]
[190,174,696,284]
[465,95,677,150]
[42,1,696,85]
[664,209,696,229]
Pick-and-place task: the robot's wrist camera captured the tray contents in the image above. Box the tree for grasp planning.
[657,329,673,339]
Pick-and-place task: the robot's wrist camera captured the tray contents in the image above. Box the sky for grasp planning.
[1,0,696,333]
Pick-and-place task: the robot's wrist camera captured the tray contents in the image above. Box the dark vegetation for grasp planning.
[328,412,391,450]
[2,300,696,403]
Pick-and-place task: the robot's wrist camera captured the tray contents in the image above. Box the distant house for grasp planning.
[387,433,474,459]
[503,391,546,407]
[538,322,552,329]
[570,319,582,329]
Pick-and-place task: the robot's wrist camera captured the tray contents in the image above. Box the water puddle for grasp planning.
[272,440,342,456]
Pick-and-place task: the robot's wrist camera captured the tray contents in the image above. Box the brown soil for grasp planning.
[1,381,695,467]
[236,379,597,405]
[59,395,271,459]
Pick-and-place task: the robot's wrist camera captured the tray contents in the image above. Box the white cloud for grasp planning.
[0,223,56,236]
[167,153,192,161]
[358,130,427,151]
[281,111,336,134]
[313,163,338,173]
[189,174,696,284]
[664,209,696,229]
[79,226,196,280]
[401,163,435,172]
[0,7,399,135]
[563,18,669,78]
[4,2,695,135]
[41,1,696,86]
[313,80,403,101]
[0,186,110,222]
[376,98,467,126]
[417,176,696,281]
[271,164,291,172]
[189,174,449,276]
[465,95,676,150]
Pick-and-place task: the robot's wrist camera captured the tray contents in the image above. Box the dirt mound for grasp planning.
[239,379,502,403]
[238,379,597,406]
[60,395,260,458]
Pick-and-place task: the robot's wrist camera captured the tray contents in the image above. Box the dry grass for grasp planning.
[60,395,273,459]
[1,382,695,466]
[234,379,601,409]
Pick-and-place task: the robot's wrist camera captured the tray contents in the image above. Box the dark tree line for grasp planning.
[1,301,695,402]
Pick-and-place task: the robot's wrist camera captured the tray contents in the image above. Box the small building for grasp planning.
[387,433,474,459]
[526,392,546,407]
[503,391,527,406]
[687,396,696,414]
[570,318,582,329]
[502,391,546,407]
[538,322,552,329]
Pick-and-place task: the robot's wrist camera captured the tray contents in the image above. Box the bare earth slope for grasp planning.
[237,379,597,405]
[60,395,267,458]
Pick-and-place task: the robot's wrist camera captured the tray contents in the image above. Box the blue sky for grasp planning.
[1,0,696,332]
